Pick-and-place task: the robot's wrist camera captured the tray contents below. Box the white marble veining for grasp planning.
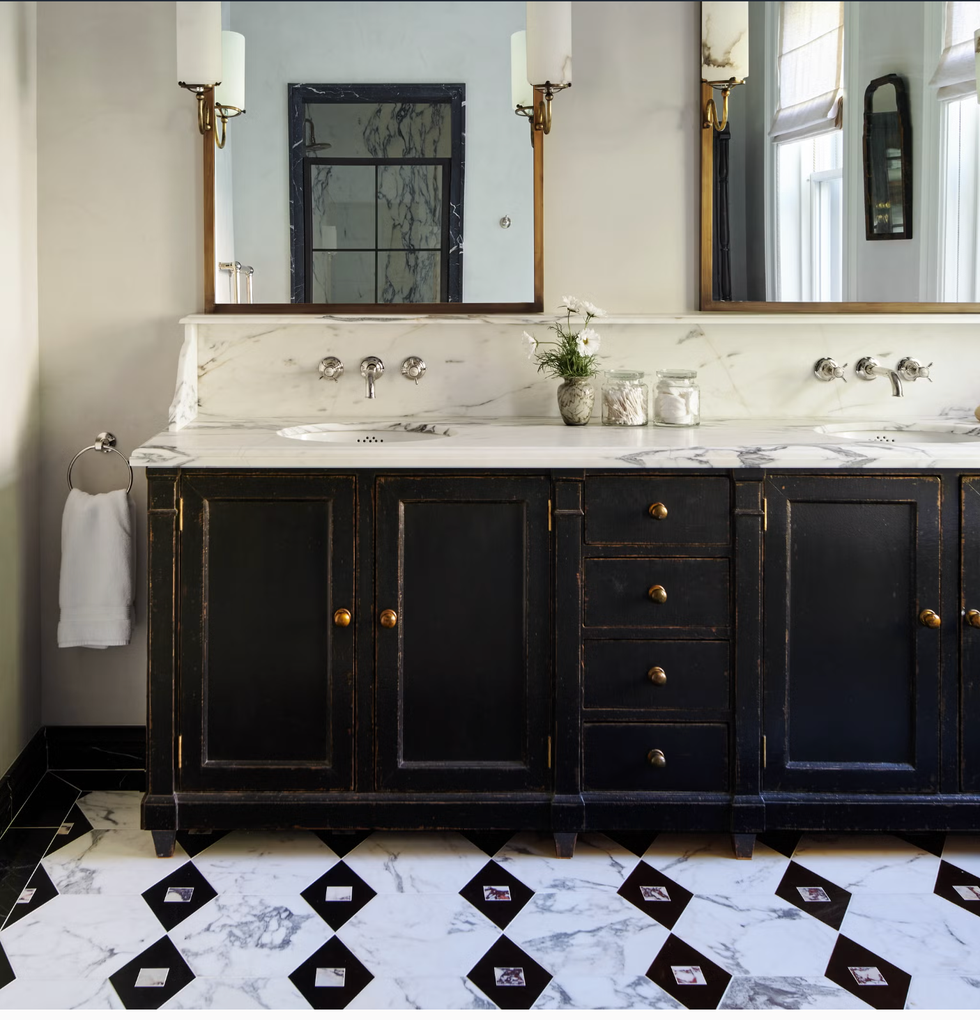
[642,834,790,896]
[531,974,680,1010]
[718,975,871,1010]
[493,832,637,894]
[0,978,125,1010]
[75,790,144,830]
[792,834,942,894]
[906,975,980,1010]
[346,975,496,1010]
[159,976,312,1010]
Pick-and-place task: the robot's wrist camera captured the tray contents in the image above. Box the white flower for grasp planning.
[576,327,601,355]
[580,300,607,317]
[560,295,583,313]
[522,330,539,360]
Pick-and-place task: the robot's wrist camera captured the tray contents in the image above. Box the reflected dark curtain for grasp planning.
[712,124,732,302]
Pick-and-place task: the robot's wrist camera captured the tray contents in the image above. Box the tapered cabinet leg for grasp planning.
[152,830,177,858]
[554,832,578,859]
[731,833,756,860]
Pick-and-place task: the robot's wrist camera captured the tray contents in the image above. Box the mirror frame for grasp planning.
[203,91,544,314]
[699,80,980,313]
[862,73,913,242]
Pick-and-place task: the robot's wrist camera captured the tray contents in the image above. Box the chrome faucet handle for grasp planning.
[897,357,933,383]
[401,356,426,385]
[855,356,903,396]
[318,356,344,382]
[360,356,385,399]
[854,356,879,380]
[813,357,847,383]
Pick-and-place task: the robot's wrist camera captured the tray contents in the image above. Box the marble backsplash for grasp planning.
[172,314,980,428]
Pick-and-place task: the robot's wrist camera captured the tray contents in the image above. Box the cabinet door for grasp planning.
[178,473,355,792]
[764,475,941,793]
[962,478,980,790]
[375,475,551,792]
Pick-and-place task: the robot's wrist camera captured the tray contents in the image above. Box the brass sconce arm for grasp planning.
[515,82,571,136]
[702,77,743,131]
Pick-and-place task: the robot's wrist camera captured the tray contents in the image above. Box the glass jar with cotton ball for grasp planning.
[654,370,700,426]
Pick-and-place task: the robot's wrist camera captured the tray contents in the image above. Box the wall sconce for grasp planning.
[701,0,749,131]
[516,1,572,135]
[213,31,246,149]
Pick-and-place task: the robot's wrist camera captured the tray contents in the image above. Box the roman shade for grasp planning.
[929,1,980,100]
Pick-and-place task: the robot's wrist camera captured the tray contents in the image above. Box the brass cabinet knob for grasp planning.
[648,502,668,520]
[380,609,398,629]
[967,609,980,629]
[333,608,352,628]
[648,585,667,604]
[919,609,941,629]
[648,666,667,686]
[647,748,667,767]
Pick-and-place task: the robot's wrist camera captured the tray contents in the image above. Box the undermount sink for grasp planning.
[277,422,456,444]
[815,423,980,444]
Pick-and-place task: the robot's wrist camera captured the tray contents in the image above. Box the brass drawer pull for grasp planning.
[919,609,941,629]
[648,585,667,603]
[967,609,980,629]
[647,748,667,767]
[380,609,398,628]
[648,667,667,685]
[648,502,668,520]
[333,608,352,628]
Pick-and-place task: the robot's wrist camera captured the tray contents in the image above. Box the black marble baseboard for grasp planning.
[0,731,47,832]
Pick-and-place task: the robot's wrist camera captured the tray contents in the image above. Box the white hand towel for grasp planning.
[58,488,135,649]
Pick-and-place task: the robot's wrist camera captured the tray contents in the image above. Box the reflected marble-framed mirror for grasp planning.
[202,1,543,314]
[700,0,980,312]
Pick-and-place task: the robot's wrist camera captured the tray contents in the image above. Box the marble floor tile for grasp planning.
[905,974,980,1010]
[0,827,58,922]
[0,977,124,1009]
[504,889,670,979]
[493,831,638,893]
[160,976,313,1010]
[670,894,840,977]
[10,774,80,828]
[643,833,791,896]
[339,894,500,978]
[841,892,980,976]
[346,975,496,1009]
[192,830,338,897]
[792,833,941,893]
[168,894,331,978]
[941,833,980,876]
[44,828,190,896]
[718,974,872,1009]
[531,974,679,1009]
[342,831,489,895]
[75,790,144,830]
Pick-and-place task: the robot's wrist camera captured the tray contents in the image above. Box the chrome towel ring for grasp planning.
[67,432,133,495]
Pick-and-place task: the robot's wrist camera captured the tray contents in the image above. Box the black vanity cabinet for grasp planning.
[961,477,980,791]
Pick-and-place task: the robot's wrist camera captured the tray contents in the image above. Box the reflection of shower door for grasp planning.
[303,158,452,304]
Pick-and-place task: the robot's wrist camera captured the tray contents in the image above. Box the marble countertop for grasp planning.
[130,416,980,470]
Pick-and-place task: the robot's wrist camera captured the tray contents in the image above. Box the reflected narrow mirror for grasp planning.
[863,75,912,240]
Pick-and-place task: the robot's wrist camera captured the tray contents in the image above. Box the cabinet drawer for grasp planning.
[584,724,729,791]
[584,641,730,712]
[584,558,729,631]
[585,476,730,547]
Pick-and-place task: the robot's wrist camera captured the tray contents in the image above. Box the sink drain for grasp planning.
[356,436,385,443]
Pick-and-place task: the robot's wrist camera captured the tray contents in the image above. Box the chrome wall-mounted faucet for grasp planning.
[360,356,385,398]
[318,356,344,382]
[401,356,426,385]
[897,357,933,384]
[855,356,903,397]
[813,357,847,382]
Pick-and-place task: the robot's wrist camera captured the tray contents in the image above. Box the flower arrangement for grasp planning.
[523,296,606,379]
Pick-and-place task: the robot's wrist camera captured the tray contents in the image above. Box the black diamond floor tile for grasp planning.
[0,827,57,923]
[313,830,373,858]
[824,933,911,1009]
[1,863,58,930]
[775,860,851,930]
[603,831,659,857]
[43,804,94,857]
[617,860,693,929]
[289,935,374,1008]
[10,773,80,828]
[757,832,803,858]
[141,860,218,931]
[301,859,377,930]
[893,832,947,857]
[49,769,146,792]
[461,831,518,857]
[934,859,980,917]
[467,934,553,1009]
[646,932,732,1009]
[459,859,534,929]
[109,934,195,1009]
[0,941,13,990]
[175,830,231,858]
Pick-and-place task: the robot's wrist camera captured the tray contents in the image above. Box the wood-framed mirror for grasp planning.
[202,1,543,315]
[700,0,980,312]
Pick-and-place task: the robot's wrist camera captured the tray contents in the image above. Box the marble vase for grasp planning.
[557,377,595,426]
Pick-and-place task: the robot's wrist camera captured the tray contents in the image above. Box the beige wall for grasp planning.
[0,0,40,772]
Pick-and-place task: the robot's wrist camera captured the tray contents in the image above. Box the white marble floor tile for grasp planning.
[0,894,163,980]
[841,892,980,976]
[671,894,839,977]
[493,831,638,893]
[906,975,980,1009]
[75,790,144,829]
[531,974,679,1010]
[792,834,941,893]
[941,834,980,877]
[0,978,125,1010]
[346,975,496,1009]
[168,894,331,978]
[159,976,313,1010]
[342,831,489,895]
[718,975,872,1010]
[192,830,337,897]
[338,894,499,979]
[643,833,790,895]
[504,889,670,979]
[43,828,190,896]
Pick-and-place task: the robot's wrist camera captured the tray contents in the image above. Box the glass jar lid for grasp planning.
[656,369,697,381]
[605,369,645,382]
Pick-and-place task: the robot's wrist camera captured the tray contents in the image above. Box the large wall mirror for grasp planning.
[700,0,980,312]
[205,1,542,314]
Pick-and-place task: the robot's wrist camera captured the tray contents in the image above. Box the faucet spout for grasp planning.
[360,356,385,399]
[855,357,904,397]
[880,368,904,397]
